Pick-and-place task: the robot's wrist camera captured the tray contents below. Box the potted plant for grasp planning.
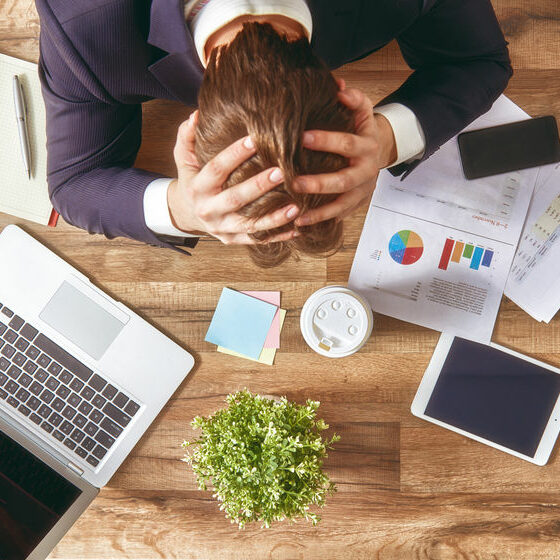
[182,390,340,528]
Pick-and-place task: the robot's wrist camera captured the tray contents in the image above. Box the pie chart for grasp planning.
[388,230,424,265]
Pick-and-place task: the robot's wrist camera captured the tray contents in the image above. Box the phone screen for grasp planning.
[458,116,560,179]
[425,337,560,457]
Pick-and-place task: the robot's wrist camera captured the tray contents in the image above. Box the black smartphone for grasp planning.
[457,115,560,180]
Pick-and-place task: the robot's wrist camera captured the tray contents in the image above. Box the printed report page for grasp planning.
[349,96,539,343]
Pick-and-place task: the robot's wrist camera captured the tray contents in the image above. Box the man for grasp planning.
[36,0,511,254]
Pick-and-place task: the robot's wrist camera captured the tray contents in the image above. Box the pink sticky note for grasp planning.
[242,291,281,348]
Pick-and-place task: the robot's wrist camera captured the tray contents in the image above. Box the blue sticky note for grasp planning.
[205,288,278,359]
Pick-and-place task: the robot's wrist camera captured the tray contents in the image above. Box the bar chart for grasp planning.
[438,238,494,271]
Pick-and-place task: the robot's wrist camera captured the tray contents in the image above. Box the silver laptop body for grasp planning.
[0,225,195,558]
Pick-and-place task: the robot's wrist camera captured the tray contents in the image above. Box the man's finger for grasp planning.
[260,229,300,244]
[210,167,287,214]
[338,88,377,135]
[294,165,377,194]
[195,135,257,193]
[174,111,199,169]
[302,129,372,158]
[249,203,300,232]
[294,187,370,227]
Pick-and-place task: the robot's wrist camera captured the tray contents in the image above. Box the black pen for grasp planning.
[13,75,32,179]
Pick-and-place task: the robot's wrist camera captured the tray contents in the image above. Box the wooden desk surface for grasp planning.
[1,1,560,558]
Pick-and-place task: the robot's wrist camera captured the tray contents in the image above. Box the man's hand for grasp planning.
[294,84,397,227]
[168,111,300,245]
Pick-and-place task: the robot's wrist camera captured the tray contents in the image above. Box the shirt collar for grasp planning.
[184,0,313,66]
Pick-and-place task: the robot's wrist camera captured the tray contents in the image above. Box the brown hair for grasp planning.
[195,22,354,267]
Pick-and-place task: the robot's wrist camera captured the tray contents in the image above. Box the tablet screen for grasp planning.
[425,337,560,457]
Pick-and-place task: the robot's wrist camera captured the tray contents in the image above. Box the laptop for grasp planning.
[0,224,195,559]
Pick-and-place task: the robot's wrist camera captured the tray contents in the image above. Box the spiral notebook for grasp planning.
[0,52,57,226]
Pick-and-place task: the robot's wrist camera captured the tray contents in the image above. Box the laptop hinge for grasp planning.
[67,461,84,477]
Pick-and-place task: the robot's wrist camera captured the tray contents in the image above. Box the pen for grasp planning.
[13,75,32,179]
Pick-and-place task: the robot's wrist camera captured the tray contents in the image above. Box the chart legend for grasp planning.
[388,230,424,265]
[438,238,494,271]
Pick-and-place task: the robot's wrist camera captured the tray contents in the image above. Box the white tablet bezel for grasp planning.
[411,333,560,465]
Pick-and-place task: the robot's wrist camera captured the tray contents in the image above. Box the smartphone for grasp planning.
[458,115,560,180]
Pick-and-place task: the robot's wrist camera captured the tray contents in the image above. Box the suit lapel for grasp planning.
[147,0,203,104]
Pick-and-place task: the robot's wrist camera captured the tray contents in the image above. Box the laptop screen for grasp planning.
[0,430,82,559]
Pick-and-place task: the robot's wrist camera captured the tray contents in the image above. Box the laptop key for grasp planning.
[63,438,76,450]
[83,437,96,451]
[8,316,24,331]
[78,401,93,415]
[15,337,29,352]
[86,455,99,467]
[0,373,7,386]
[29,413,41,425]
[27,396,40,411]
[74,414,88,428]
[102,384,118,400]
[0,322,6,335]
[0,357,9,370]
[69,378,84,392]
[124,400,140,417]
[29,381,43,396]
[25,345,40,359]
[92,394,106,409]
[49,412,63,427]
[84,422,98,437]
[7,365,21,379]
[5,380,18,394]
[37,353,51,368]
[38,404,52,419]
[4,330,18,344]
[56,385,71,399]
[80,386,95,401]
[0,339,4,350]
[68,393,81,408]
[40,422,54,434]
[18,373,32,387]
[88,374,106,392]
[0,388,7,399]
[34,368,48,382]
[23,360,37,374]
[70,429,85,444]
[53,430,65,442]
[59,370,73,384]
[18,404,31,416]
[1,344,16,359]
[52,397,65,412]
[7,396,18,408]
[1,308,14,318]
[62,405,77,420]
[100,417,123,438]
[89,409,103,423]
[113,392,129,409]
[20,324,38,341]
[15,388,29,402]
[60,421,73,435]
[40,389,54,404]
[46,376,60,391]
[47,362,62,376]
[92,445,107,459]
[75,447,88,459]
[94,430,115,449]
[102,403,131,428]
[13,353,26,367]
[35,334,93,382]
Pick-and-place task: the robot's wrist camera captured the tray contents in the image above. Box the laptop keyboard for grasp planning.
[0,303,141,470]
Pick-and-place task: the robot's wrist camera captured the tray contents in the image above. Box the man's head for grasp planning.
[195,22,354,267]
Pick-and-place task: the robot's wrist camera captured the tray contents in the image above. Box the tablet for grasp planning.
[411,334,560,465]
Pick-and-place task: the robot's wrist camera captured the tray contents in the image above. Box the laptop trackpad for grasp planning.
[39,280,128,361]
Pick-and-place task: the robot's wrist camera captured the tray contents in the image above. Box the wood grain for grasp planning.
[0,1,559,558]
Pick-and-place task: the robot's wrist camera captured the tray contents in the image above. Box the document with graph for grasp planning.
[349,96,539,343]
[505,162,560,322]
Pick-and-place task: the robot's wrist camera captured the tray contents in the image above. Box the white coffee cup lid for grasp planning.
[300,286,373,358]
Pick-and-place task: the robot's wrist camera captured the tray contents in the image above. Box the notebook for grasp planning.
[0,52,56,226]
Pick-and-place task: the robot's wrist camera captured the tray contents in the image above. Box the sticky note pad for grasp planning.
[218,309,287,365]
[242,291,281,348]
[205,287,278,359]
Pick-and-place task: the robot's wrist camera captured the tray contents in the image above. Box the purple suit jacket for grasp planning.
[36,0,511,249]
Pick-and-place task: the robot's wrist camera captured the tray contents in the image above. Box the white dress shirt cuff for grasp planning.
[143,178,197,237]
[373,103,426,167]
